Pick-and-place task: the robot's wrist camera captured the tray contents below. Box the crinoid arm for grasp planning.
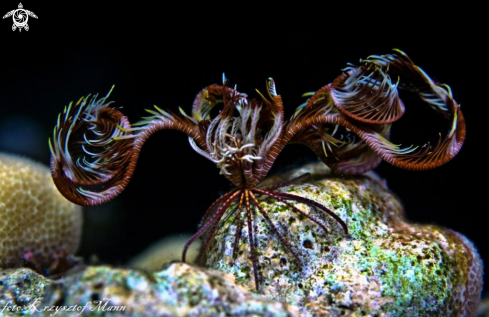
[188,77,287,188]
[285,49,465,174]
[184,173,348,292]
[50,87,135,205]
[50,86,205,206]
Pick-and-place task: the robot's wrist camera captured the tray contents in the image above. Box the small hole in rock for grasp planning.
[303,240,313,249]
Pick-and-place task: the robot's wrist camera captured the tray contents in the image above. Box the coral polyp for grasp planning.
[0,152,82,274]
[49,49,465,291]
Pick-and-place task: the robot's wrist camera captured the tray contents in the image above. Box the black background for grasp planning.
[1,3,486,294]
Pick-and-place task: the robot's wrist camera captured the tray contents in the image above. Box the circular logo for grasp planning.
[2,3,38,32]
[13,9,28,27]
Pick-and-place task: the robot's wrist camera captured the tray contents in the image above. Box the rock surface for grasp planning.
[0,162,482,316]
[0,264,299,316]
[205,162,483,316]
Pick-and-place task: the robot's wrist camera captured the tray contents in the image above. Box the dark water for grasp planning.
[1,3,486,298]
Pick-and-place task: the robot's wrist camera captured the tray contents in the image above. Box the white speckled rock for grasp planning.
[0,264,301,317]
[204,162,483,316]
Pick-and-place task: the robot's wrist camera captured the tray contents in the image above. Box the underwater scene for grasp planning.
[0,4,486,317]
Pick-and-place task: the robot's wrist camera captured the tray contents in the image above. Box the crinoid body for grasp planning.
[49,50,465,291]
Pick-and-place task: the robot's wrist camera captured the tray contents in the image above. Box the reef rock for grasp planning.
[0,162,482,316]
[205,162,483,316]
[0,264,300,316]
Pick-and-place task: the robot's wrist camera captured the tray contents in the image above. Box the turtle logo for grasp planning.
[3,3,37,32]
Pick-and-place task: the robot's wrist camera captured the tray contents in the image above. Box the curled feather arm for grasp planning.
[285,96,388,174]
[331,65,404,124]
[358,96,465,170]
[49,87,136,205]
[285,50,465,174]
[49,87,205,206]
[188,78,286,188]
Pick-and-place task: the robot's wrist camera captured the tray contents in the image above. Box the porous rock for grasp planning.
[0,264,300,316]
[205,162,483,316]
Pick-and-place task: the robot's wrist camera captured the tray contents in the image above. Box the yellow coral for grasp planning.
[0,152,82,270]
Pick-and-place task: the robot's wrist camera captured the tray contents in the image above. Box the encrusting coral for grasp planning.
[0,152,82,274]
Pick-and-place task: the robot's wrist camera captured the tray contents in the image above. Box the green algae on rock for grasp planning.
[0,263,300,316]
[204,162,483,316]
[0,268,50,316]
